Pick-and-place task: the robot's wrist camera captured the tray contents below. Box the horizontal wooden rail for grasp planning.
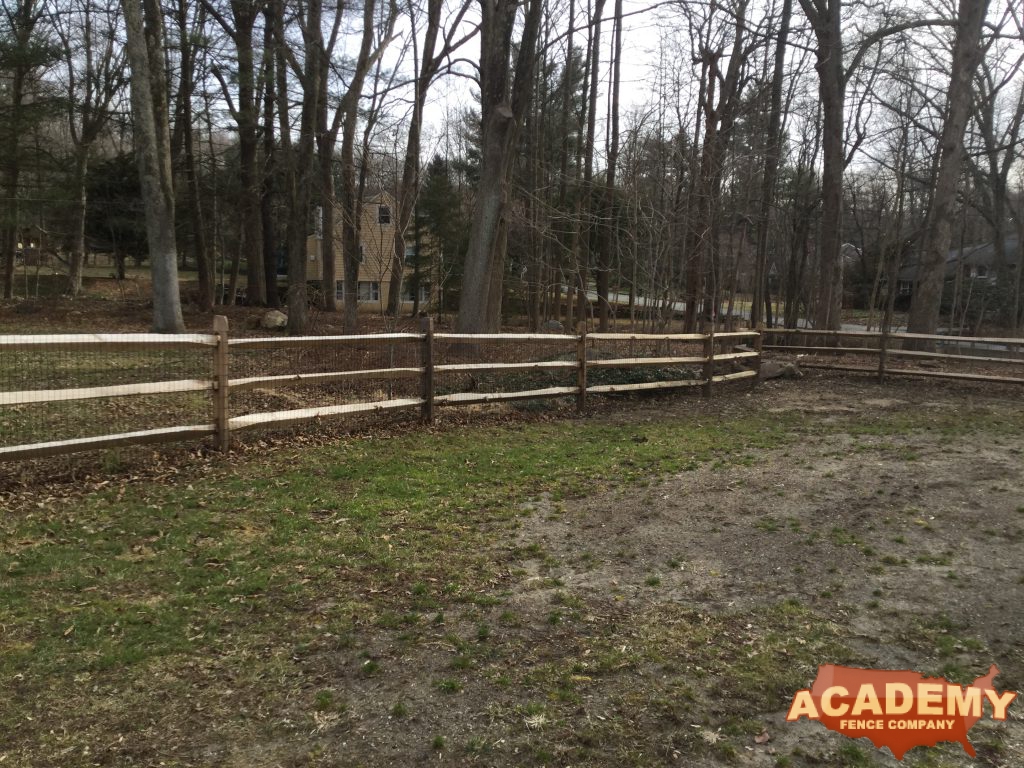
[712,351,760,362]
[435,386,579,405]
[798,362,1024,385]
[435,361,577,374]
[588,332,705,341]
[229,398,423,432]
[1,379,213,406]
[435,333,577,342]
[765,328,1024,346]
[0,424,216,461]
[230,333,422,350]
[711,331,760,339]
[586,378,704,394]
[0,333,216,351]
[763,344,1024,366]
[712,370,758,383]
[588,356,705,368]
[230,367,423,392]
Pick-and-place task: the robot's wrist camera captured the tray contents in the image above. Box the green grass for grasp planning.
[3,396,1022,764]
[0,414,795,688]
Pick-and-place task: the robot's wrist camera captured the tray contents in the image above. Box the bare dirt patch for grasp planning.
[511,377,1024,766]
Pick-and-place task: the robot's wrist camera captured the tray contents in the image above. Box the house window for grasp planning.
[357,281,380,302]
[404,244,417,264]
[976,265,988,278]
[402,282,430,303]
[335,281,343,300]
[378,205,391,225]
[358,243,365,263]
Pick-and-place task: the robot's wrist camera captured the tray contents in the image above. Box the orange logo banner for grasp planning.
[786,664,1017,760]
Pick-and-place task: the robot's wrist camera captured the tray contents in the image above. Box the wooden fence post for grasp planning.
[877,326,889,383]
[702,332,715,397]
[421,316,435,424]
[753,325,764,385]
[576,329,587,412]
[213,315,230,451]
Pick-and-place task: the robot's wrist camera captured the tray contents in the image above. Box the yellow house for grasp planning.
[305,194,432,313]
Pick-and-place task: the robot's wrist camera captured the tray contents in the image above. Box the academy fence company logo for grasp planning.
[786,664,1017,760]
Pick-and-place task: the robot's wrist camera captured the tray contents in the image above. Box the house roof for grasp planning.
[897,237,1020,282]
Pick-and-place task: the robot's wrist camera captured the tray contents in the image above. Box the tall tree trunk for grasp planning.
[805,0,845,331]
[260,7,280,308]
[386,0,446,317]
[237,11,265,306]
[907,0,989,336]
[122,0,185,331]
[67,150,89,295]
[284,0,323,335]
[1,0,37,300]
[456,0,543,332]
[172,0,213,310]
[752,0,791,328]
[336,0,385,331]
[597,0,623,332]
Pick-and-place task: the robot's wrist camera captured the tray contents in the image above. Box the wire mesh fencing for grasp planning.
[227,332,426,435]
[0,332,218,461]
[0,317,762,473]
[763,328,1024,385]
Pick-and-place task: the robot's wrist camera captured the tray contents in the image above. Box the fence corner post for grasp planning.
[702,331,715,398]
[576,328,587,412]
[213,314,230,451]
[420,316,435,424]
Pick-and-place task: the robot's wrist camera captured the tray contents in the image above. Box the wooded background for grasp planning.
[1,0,1022,336]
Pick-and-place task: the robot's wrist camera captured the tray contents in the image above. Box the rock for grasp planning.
[260,309,288,330]
[760,360,803,380]
[541,319,565,333]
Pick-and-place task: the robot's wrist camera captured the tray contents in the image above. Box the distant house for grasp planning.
[304,193,433,312]
[896,237,1021,301]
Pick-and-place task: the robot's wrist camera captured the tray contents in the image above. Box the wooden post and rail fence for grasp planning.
[4,320,1024,464]
[762,328,1024,385]
[0,317,760,462]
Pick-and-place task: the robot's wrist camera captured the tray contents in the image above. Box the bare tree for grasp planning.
[797,0,949,329]
[56,0,126,297]
[170,0,214,310]
[1,0,54,299]
[384,0,474,318]
[121,0,185,331]
[907,0,990,336]
[456,0,543,332]
[331,0,396,330]
[203,0,267,306]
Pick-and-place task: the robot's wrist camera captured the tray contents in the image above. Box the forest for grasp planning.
[1,0,1023,335]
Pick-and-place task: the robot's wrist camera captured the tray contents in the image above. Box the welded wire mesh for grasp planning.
[433,334,578,402]
[228,334,425,426]
[762,329,1024,382]
[0,338,213,451]
[586,336,707,389]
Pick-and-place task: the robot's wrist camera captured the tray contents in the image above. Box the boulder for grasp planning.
[260,309,288,330]
[759,360,803,380]
[541,319,565,333]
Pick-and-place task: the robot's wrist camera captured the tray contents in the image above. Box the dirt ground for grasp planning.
[508,380,1024,766]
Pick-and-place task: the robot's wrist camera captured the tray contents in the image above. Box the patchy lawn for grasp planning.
[2,375,1023,767]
